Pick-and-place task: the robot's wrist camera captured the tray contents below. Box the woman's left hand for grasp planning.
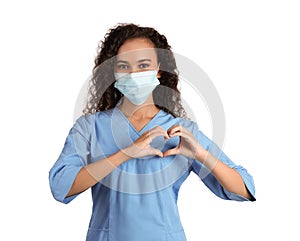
[163,124,206,159]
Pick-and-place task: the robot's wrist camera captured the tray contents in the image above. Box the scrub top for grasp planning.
[49,107,255,241]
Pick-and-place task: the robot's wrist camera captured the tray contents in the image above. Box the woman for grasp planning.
[49,23,255,241]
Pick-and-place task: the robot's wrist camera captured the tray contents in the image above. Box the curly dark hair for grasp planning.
[83,23,187,118]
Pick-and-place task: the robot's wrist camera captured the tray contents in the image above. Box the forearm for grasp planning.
[196,150,251,199]
[67,127,168,198]
[67,150,131,197]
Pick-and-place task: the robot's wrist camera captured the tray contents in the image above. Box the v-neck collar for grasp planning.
[115,107,162,135]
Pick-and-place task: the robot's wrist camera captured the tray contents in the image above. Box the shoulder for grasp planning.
[73,109,114,131]
[70,109,114,141]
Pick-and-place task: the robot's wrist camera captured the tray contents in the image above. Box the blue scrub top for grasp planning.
[49,107,255,241]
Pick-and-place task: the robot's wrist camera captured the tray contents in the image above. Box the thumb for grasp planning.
[149,147,164,158]
[163,147,179,157]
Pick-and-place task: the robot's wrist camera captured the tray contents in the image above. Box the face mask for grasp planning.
[114,70,160,105]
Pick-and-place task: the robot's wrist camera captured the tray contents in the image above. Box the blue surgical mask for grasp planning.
[114,70,160,105]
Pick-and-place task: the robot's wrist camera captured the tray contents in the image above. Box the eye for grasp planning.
[139,63,150,69]
[117,64,129,70]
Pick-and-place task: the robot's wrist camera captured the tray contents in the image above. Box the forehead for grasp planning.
[116,38,158,62]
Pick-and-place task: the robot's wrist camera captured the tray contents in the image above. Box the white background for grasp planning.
[1,0,299,240]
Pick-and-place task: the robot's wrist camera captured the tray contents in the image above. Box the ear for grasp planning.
[157,70,162,79]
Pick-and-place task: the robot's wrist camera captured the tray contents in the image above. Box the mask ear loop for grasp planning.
[156,62,161,78]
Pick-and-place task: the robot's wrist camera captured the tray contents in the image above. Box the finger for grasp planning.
[168,129,183,138]
[168,126,191,139]
[163,147,179,157]
[167,124,182,136]
[149,148,164,158]
[167,132,192,141]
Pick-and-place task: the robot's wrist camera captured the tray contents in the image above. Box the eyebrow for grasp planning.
[116,60,129,64]
[137,59,152,63]
[116,59,152,64]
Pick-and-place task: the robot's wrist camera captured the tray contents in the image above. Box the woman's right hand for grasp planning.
[122,126,169,158]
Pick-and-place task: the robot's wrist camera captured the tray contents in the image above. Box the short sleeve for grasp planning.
[49,116,91,204]
[190,122,256,201]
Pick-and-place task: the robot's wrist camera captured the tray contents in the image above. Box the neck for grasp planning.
[118,96,160,119]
